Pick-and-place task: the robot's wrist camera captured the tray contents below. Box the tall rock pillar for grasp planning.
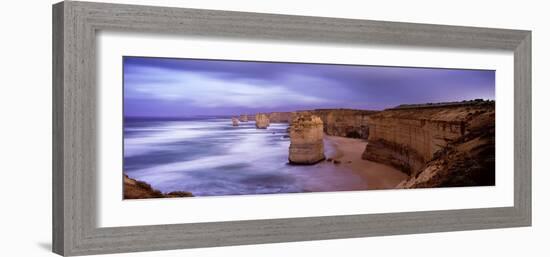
[255,113,270,129]
[288,113,325,164]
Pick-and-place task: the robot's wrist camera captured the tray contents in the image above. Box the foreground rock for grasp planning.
[255,113,270,129]
[232,117,239,126]
[396,106,495,188]
[238,115,248,122]
[123,174,193,199]
[361,100,495,187]
[288,113,325,164]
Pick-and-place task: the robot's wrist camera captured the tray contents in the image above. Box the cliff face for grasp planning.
[288,113,325,164]
[238,114,248,122]
[293,109,377,139]
[363,116,464,175]
[396,107,495,188]
[255,113,270,129]
[362,102,495,187]
[311,109,376,139]
[268,112,292,123]
[124,174,193,199]
[241,109,376,139]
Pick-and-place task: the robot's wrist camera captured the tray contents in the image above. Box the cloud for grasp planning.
[125,66,331,108]
[123,57,495,116]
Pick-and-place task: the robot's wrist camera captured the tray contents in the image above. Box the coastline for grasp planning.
[123,104,492,197]
[124,117,409,198]
[322,135,408,190]
[123,174,193,199]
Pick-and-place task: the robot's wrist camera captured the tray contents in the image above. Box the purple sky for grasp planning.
[124,56,495,117]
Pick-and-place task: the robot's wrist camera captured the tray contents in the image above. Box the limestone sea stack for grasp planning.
[238,114,248,122]
[255,113,270,129]
[232,117,239,126]
[288,113,325,164]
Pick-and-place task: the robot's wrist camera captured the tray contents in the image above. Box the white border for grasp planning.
[97,31,514,228]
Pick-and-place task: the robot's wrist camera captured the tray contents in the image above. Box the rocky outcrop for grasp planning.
[238,115,248,122]
[239,112,291,123]
[255,113,270,129]
[232,117,239,126]
[396,106,495,188]
[361,101,495,187]
[124,174,193,199]
[310,109,377,139]
[268,112,292,123]
[288,113,325,164]
[292,109,376,139]
[244,109,376,138]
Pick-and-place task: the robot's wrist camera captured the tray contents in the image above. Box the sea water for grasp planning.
[124,117,367,197]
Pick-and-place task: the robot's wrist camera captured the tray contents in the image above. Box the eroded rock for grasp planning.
[295,109,376,139]
[268,112,292,123]
[288,113,325,164]
[123,174,193,199]
[232,117,239,127]
[396,109,495,188]
[238,115,248,122]
[255,113,270,129]
[359,101,495,187]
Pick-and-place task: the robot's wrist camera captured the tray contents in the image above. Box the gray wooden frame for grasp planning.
[52,1,531,256]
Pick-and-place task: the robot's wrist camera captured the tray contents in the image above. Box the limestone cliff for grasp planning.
[288,113,325,164]
[361,101,495,187]
[300,109,377,139]
[124,174,193,199]
[243,109,376,139]
[396,107,495,188]
[268,112,292,123]
[255,113,270,129]
[238,114,248,122]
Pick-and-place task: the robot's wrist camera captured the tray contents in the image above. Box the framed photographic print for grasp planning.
[52,1,531,256]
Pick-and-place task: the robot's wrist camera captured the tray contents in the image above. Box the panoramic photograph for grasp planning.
[122,56,496,199]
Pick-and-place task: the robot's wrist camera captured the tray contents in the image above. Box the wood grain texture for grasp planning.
[52,2,65,255]
[514,32,532,224]
[52,1,532,256]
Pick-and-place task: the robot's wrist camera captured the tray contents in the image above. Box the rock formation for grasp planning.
[288,113,325,164]
[396,106,495,188]
[361,101,495,187]
[238,114,248,122]
[255,113,270,129]
[268,112,292,123]
[124,174,193,199]
[295,109,377,139]
[232,117,239,126]
[244,109,376,138]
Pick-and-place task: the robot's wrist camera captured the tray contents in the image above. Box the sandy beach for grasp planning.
[321,135,408,190]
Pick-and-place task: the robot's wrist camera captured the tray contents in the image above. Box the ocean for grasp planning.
[124,117,368,197]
